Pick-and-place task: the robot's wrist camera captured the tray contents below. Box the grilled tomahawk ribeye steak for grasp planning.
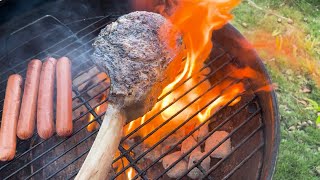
[92,11,184,120]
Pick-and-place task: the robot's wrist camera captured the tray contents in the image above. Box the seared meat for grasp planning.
[92,11,184,120]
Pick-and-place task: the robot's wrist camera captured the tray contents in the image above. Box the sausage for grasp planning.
[56,57,73,137]
[0,74,23,161]
[37,58,57,139]
[17,59,42,140]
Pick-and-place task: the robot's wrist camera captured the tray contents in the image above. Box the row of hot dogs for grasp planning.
[0,57,73,161]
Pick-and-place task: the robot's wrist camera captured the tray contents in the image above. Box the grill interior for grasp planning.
[0,13,269,180]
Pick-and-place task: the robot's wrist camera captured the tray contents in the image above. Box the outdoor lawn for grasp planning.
[231,0,320,179]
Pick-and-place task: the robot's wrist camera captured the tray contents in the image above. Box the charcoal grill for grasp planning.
[0,0,279,179]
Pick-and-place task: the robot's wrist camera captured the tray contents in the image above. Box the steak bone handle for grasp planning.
[75,103,125,180]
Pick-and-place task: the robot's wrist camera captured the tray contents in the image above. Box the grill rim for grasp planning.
[213,24,280,180]
[0,1,280,179]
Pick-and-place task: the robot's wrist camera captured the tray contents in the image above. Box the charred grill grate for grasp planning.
[0,15,266,180]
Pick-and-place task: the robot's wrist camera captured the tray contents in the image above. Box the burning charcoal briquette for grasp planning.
[187,151,210,179]
[205,131,232,158]
[197,122,209,141]
[162,151,188,178]
[181,136,200,156]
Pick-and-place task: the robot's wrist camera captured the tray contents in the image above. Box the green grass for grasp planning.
[233,0,320,60]
[267,62,320,179]
[277,133,320,180]
[231,0,320,179]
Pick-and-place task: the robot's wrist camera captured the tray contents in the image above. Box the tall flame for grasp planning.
[160,0,241,77]
[124,0,243,145]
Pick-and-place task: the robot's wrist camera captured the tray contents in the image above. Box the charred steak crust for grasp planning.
[92,11,183,119]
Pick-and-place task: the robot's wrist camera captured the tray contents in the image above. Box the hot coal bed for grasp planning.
[0,0,279,179]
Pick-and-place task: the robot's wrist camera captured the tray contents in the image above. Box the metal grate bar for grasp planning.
[222,143,264,180]
[0,15,111,77]
[24,128,100,179]
[202,123,263,178]
[175,109,262,179]
[48,132,147,180]
[121,56,234,143]
[46,146,92,180]
[116,78,242,168]
[72,66,98,81]
[3,112,106,180]
[72,86,109,112]
[67,49,93,69]
[71,91,109,123]
[72,70,104,89]
[127,78,241,154]
[196,164,215,180]
[115,79,244,178]
[68,169,80,180]
[133,95,257,180]
[2,16,71,60]
[115,70,236,163]
[72,77,108,101]
[72,86,103,124]
[63,16,107,26]
[117,145,149,180]
[158,51,228,101]
[62,147,146,180]
[3,36,18,74]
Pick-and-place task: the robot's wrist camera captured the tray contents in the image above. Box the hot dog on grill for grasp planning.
[56,57,73,137]
[0,74,23,161]
[17,59,42,140]
[37,57,56,139]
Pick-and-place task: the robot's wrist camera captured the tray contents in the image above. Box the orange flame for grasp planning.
[127,167,134,180]
[112,145,135,179]
[87,95,108,132]
[87,106,99,132]
[123,0,245,145]
[86,72,110,132]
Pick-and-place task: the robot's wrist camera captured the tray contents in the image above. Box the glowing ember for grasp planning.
[85,72,109,132]
[87,95,108,132]
[127,167,134,180]
[229,97,242,107]
[87,107,100,132]
[112,146,135,179]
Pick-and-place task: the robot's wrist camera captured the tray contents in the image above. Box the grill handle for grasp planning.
[75,103,126,180]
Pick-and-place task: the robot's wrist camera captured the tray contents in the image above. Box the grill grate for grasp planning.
[0,15,265,180]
